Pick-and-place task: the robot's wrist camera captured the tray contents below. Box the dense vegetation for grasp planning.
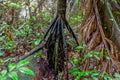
[0,0,120,80]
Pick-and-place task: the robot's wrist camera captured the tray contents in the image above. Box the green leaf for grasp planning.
[0,70,7,76]
[76,0,80,7]
[36,50,43,57]
[83,78,88,80]
[4,58,15,62]
[114,73,120,78]
[19,67,34,76]
[104,73,111,79]
[73,58,79,65]
[0,76,7,80]
[106,56,110,60]
[34,39,41,45]
[92,77,98,80]
[8,63,16,71]
[69,67,79,74]
[83,71,90,76]
[8,72,18,80]
[32,16,36,21]
[7,2,20,9]
[71,71,81,75]
[0,58,3,63]
[94,55,100,60]
[17,60,29,68]
[93,51,101,55]
[76,45,84,49]
[75,74,81,80]
[75,45,85,52]
[86,52,93,58]
[0,50,3,56]
[0,36,5,41]
[91,72,99,77]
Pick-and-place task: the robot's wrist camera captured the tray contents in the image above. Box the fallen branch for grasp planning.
[17,42,45,62]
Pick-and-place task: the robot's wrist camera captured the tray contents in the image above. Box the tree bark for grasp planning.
[57,0,67,19]
[101,1,120,52]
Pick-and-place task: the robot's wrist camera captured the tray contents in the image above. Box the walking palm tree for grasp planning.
[43,0,78,75]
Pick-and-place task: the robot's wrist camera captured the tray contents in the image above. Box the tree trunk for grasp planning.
[100,1,120,53]
[80,0,120,76]
[111,2,120,53]
[57,0,66,19]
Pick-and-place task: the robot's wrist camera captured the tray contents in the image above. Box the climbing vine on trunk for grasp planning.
[80,0,120,77]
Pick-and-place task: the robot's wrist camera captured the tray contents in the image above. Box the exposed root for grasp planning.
[44,15,79,75]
